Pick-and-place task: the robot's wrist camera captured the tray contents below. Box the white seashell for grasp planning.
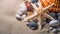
[49,20,59,26]
[16,14,22,19]
[20,2,27,13]
[17,9,23,15]
[25,22,29,25]
[22,14,27,19]
[51,28,57,33]
[17,2,28,15]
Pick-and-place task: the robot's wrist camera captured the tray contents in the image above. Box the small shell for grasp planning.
[51,28,57,33]
[22,14,27,19]
[20,2,27,13]
[17,2,27,16]
[16,14,22,20]
[17,9,23,15]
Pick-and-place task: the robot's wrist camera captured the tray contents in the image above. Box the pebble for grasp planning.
[49,20,59,26]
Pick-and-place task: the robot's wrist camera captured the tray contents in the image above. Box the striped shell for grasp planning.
[41,0,60,12]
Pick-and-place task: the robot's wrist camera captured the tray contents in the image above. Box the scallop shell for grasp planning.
[41,0,60,12]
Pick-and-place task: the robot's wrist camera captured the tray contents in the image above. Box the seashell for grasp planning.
[25,2,33,11]
[41,0,60,12]
[51,28,57,33]
[17,9,23,15]
[20,2,27,13]
[17,2,28,16]
[16,14,22,20]
[22,14,27,19]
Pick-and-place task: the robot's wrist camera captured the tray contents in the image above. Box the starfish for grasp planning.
[23,0,55,30]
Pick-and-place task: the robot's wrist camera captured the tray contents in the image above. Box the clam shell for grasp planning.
[22,14,27,19]
[16,14,22,20]
[51,28,57,33]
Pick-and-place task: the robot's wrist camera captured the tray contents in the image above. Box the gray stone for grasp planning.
[49,20,59,26]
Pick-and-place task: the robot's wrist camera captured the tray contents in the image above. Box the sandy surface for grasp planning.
[0,0,60,34]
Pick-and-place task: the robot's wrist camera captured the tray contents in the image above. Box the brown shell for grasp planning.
[41,0,60,12]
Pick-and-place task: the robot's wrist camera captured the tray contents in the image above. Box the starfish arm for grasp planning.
[44,13,55,20]
[42,3,54,11]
